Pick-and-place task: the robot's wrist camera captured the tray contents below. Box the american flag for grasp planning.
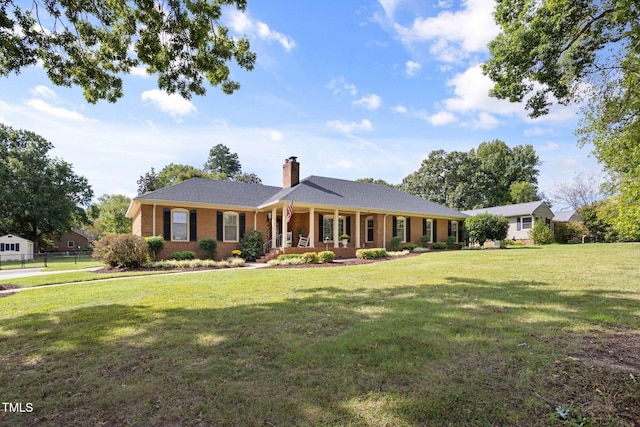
[286,200,293,223]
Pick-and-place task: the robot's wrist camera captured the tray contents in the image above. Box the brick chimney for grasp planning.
[283,156,299,188]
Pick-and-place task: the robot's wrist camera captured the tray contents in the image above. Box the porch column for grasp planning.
[309,207,315,247]
[271,207,277,247]
[333,208,339,248]
[281,203,288,249]
[355,211,361,249]
[152,203,157,236]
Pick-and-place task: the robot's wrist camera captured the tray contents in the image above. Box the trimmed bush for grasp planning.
[402,244,418,251]
[198,238,218,260]
[238,230,264,261]
[389,236,402,251]
[277,254,303,260]
[301,252,319,264]
[356,248,388,259]
[529,218,554,245]
[145,236,165,261]
[432,242,447,249]
[318,251,335,263]
[171,251,196,260]
[93,234,149,268]
[445,236,457,249]
[419,234,431,247]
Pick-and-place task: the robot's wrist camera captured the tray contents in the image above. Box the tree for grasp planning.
[509,181,539,204]
[137,163,225,195]
[356,178,396,187]
[204,144,241,177]
[231,172,262,184]
[0,124,93,251]
[86,194,132,237]
[137,167,160,195]
[465,213,509,247]
[1,0,256,103]
[484,0,640,234]
[551,172,603,210]
[400,141,540,210]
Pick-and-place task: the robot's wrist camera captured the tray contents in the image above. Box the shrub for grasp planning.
[445,236,457,249]
[389,236,402,251]
[231,249,242,257]
[432,242,447,249]
[198,238,218,260]
[145,236,165,261]
[268,257,305,266]
[388,250,410,257]
[402,243,418,251]
[93,234,149,269]
[419,235,431,247]
[318,251,335,263]
[529,218,554,245]
[171,251,196,260]
[301,252,319,264]
[277,254,303,260]
[238,230,263,261]
[465,213,509,247]
[356,248,388,259]
[412,246,430,253]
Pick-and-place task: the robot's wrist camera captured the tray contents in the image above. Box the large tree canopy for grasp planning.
[0,124,93,249]
[0,0,256,102]
[484,1,640,239]
[400,140,540,210]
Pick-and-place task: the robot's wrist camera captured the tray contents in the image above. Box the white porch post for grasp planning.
[152,203,157,236]
[309,207,315,247]
[282,203,288,249]
[355,211,361,249]
[333,209,339,248]
[271,207,277,247]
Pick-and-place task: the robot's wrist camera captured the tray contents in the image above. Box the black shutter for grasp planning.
[16,243,20,252]
[433,220,438,242]
[517,217,522,231]
[239,213,246,239]
[217,211,223,241]
[392,216,397,237]
[318,214,324,242]
[189,210,197,241]
[346,216,351,239]
[406,217,411,243]
[423,218,427,236]
[448,221,452,237]
[163,208,171,240]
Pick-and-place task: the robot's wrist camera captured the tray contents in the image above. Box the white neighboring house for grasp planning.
[553,210,582,223]
[462,201,555,242]
[0,234,34,261]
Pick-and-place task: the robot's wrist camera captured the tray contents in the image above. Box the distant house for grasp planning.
[553,210,582,224]
[462,200,554,242]
[126,157,468,260]
[0,234,34,261]
[50,229,92,252]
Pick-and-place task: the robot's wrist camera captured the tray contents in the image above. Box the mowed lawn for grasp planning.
[1,244,639,426]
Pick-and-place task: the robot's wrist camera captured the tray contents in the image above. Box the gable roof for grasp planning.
[127,176,466,219]
[553,210,582,222]
[261,176,466,218]
[462,201,551,218]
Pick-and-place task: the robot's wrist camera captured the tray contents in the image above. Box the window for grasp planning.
[172,210,188,241]
[521,216,533,230]
[68,241,75,248]
[224,212,239,242]
[366,217,374,242]
[322,216,344,241]
[424,219,432,243]
[450,221,458,243]
[395,217,406,242]
[0,243,4,252]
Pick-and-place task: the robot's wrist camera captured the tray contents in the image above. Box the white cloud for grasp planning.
[539,141,560,151]
[420,110,458,126]
[24,99,89,121]
[261,129,284,141]
[326,159,355,170]
[327,77,358,96]
[524,126,554,137]
[29,85,56,98]
[228,10,295,52]
[405,60,421,77]
[392,104,408,114]
[393,0,499,63]
[130,66,150,78]
[141,89,196,117]
[352,94,382,110]
[469,112,499,129]
[326,119,373,133]
[378,0,401,19]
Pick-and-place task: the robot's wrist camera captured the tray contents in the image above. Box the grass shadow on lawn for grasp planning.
[1,278,638,426]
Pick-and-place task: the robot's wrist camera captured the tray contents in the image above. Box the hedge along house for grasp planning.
[462,200,554,243]
[126,157,467,260]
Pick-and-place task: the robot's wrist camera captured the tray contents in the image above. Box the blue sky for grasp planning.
[0,0,601,204]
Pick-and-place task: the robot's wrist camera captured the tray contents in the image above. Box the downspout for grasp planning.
[254,210,258,230]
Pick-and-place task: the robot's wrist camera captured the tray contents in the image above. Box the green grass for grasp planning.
[0,269,180,288]
[1,244,639,426]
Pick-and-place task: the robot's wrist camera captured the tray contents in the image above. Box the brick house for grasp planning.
[126,157,467,260]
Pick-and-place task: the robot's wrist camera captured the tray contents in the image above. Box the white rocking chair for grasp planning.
[297,235,309,248]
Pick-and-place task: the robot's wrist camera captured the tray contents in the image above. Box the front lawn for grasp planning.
[1,244,638,426]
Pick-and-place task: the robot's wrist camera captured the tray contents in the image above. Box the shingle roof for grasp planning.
[135,178,281,207]
[462,201,548,217]
[131,176,467,218]
[261,176,467,218]
[553,210,581,222]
